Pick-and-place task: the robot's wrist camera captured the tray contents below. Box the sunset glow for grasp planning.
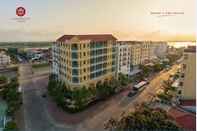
[0,0,195,42]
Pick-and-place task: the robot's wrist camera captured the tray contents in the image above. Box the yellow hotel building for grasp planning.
[52,34,117,88]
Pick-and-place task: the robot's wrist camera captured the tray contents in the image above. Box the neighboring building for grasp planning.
[117,41,168,75]
[0,52,10,67]
[167,46,178,55]
[154,42,168,58]
[149,41,158,60]
[140,41,150,64]
[52,34,117,88]
[179,46,196,100]
[129,41,142,67]
[117,42,131,75]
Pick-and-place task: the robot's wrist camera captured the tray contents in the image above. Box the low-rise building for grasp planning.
[0,52,10,67]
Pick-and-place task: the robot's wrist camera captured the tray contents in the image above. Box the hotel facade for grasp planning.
[52,34,117,88]
[52,34,168,87]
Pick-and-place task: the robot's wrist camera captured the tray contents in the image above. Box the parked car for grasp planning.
[127,91,137,97]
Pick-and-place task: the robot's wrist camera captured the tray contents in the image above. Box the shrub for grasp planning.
[0,77,22,117]
[0,75,7,84]
[48,74,129,113]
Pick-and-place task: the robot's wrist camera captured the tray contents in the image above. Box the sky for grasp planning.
[0,0,196,42]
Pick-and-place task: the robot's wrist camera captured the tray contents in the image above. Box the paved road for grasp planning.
[77,64,180,131]
[19,64,74,131]
[18,63,180,131]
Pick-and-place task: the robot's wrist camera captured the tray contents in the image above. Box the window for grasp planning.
[112,47,116,52]
[112,60,116,66]
[72,52,78,59]
[71,44,78,50]
[72,69,78,75]
[72,61,78,67]
[90,73,95,79]
[179,82,183,86]
[72,77,79,83]
[83,52,86,56]
[183,64,186,69]
[84,76,86,80]
[181,73,184,78]
[90,66,96,72]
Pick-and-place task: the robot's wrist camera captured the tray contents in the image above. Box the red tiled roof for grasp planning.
[180,99,196,106]
[168,107,196,130]
[56,35,75,42]
[175,114,196,130]
[56,34,117,42]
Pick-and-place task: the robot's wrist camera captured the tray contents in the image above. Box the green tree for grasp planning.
[0,75,7,84]
[105,106,180,131]
[153,63,163,72]
[139,64,151,77]
[0,77,22,116]
[96,81,114,100]
[119,73,129,86]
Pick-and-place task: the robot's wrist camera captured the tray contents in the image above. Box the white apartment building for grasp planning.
[0,52,10,66]
[117,41,168,75]
[52,42,60,76]
[117,42,131,75]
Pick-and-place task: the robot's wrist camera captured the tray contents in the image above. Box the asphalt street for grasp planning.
[19,64,75,131]
[18,63,180,131]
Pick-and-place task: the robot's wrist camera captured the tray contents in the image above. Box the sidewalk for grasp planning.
[45,86,132,126]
